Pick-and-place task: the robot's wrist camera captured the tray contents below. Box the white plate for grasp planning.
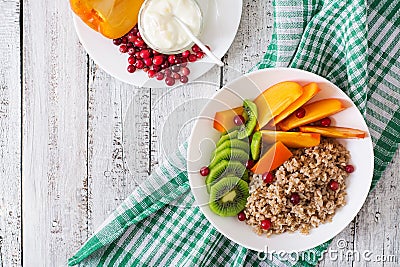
[187,68,374,252]
[72,0,242,88]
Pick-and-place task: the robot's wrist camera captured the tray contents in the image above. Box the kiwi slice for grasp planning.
[205,160,249,192]
[237,100,258,140]
[210,138,249,164]
[208,148,249,169]
[216,129,238,147]
[209,176,249,217]
[251,131,262,160]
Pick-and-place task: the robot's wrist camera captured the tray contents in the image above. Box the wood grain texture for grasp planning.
[22,0,88,266]
[0,0,21,266]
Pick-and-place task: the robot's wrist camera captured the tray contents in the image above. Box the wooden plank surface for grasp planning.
[0,0,398,266]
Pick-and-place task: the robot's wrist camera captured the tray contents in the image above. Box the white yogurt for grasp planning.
[139,0,202,53]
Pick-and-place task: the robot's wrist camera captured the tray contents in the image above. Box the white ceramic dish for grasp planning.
[72,0,242,88]
[187,68,374,252]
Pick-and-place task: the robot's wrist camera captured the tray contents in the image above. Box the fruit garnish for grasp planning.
[216,130,239,147]
[260,130,320,148]
[260,219,271,230]
[254,81,303,129]
[70,0,144,39]
[290,193,300,205]
[262,172,274,184]
[328,180,339,191]
[237,211,246,221]
[205,160,248,192]
[345,164,355,173]
[213,107,244,133]
[295,107,306,118]
[278,99,347,131]
[233,115,245,126]
[250,131,262,160]
[320,117,332,127]
[208,148,249,169]
[245,159,255,170]
[209,177,249,217]
[298,126,366,138]
[200,166,210,176]
[237,100,258,139]
[250,141,293,174]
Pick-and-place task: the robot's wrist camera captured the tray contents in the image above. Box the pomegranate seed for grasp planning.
[233,115,245,126]
[188,54,197,62]
[121,36,128,44]
[113,38,122,46]
[182,50,190,58]
[140,49,151,59]
[290,193,300,205]
[135,60,144,69]
[173,73,181,80]
[168,55,176,64]
[155,72,164,81]
[328,180,339,191]
[345,164,354,173]
[245,159,255,169]
[127,65,136,73]
[128,56,136,65]
[165,77,175,86]
[119,45,127,53]
[143,58,153,67]
[262,172,274,184]
[200,166,209,176]
[320,117,331,127]
[196,51,205,59]
[260,219,271,230]
[192,44,201,53]
[295,108,306,118]
[147,70,156,78]
[180,75,188,83]
[135,51,142,59]
[181,67,190,76]
[237,211,246,221]
[171,65,180,72]
[134,38,145,47]
[153,55,164,66]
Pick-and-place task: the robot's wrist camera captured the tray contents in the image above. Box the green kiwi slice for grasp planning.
[209,176,249,217]
[251,131,262,160]
[216,129,238,147]
[211,138,250,162]
[208,148,249,169]
[205,160,249,192]
[237,100,258,140]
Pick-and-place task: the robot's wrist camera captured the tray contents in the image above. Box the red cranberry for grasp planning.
[180,75,188,83]
[134,38,145,47]
[200,166,209,176]
[127,33,137,43]
[188,54,197,62]
[181,57,188,63]
[127,65,136,73]
[345,164,354,173]
[160,62,170,69]
[173,73,181,80]
[245,159,255,169]
[174,57,183,64]
[328,180,339,191]
[260,219,271,230]
[153,65,161,72]
[295,108,306,118]
[237,211,246,221]
[290,193,300,205]
[181,67,190,76]
[152,49,160,55]
[143,58,153,67]
[233,115,245,126]
[127,42,134,49]
[182,50,190,58]
[135,60,144,69]
[153,55,165,66]
[165,77,175,86]
[320,117,331,127]
[121,36,128,44]
[119,45,127,53]
[128,56,136,65]
[164,69,172,77]
[171,65,180,72]
[135,51,142,59]
[196,51,205,59]
[155,72,164,81]
[168,55,176,64]
[113,38,122,46]
[147,70,156,78]
[128,47,136,55]
[140,49,151,59]
[192,44,201,53]
[262,172,274,184]
[143,67,149,72]
[180,62,188,67]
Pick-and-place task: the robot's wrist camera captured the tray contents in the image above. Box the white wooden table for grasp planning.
[0,0,399,266]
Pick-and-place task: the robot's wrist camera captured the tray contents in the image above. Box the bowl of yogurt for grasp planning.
[138,0,203,54]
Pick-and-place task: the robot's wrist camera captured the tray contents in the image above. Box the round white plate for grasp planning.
[72,0,242,88]
[187,68,374,252]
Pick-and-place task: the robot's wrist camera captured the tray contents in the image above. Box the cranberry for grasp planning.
[131,27,138,35]
[168,55,176,64]
[290,193,300,205]
[140,49,151,59]
[164,69,172,77]
[200,166,209,176]
[188,54,197,62]
[182,50,190,58]
[128,56,136,65]
[180,75,188,83]
[180,62,188,67]
[160,62,170,69]
[173,73,181,80]
[119,45,127,53]
[245,159,255,169]
[143,58,153,67]
[165,77,175,86]
[196,51,205,59]
[134,38,145,47]
[181,57,188,63]
[136,31,141,38]
[320,117,331,127]
[174,57,183,64]
[192,44,201,53]
[113,38,122,46]
[155,72,164,81]
[135,60,145,69]
[237,211,246,221]
[128,47,136,55]
[153,55,165,66]
[153,65,161,72]
[345,164,355,173]
[181,67,190,76]
[233,115,245,126]
[121,36,128,44]
[127,65,136,73]
[171,65,180,72]
[147,70,156,78]
[135,51,142,59]
[260,219,271,230]
[328,180,339,191]
[143,67,149,72]
[262,172,274,184]
[295,107,306,118]
[152,49,160,55]
[127,33,137,43]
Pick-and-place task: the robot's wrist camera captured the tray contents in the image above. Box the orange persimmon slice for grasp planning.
[260,130,320,148]
[250,141,293,174]
[299,126,367,138]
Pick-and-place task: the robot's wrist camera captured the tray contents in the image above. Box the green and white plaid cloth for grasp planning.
[69,0,400,266]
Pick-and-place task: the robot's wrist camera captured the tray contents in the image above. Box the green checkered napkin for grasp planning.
[69,0,400,266]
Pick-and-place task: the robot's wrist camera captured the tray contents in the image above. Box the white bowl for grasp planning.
[187,67,374,252]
